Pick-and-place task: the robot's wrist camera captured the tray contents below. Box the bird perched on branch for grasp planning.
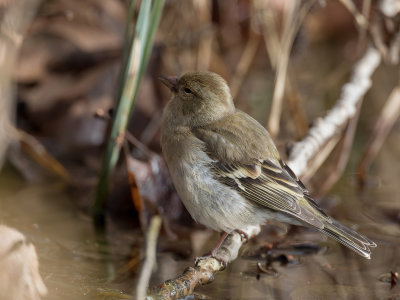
[159,71,376,260]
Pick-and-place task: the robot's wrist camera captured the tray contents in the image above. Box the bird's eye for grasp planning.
[184,88,192,94]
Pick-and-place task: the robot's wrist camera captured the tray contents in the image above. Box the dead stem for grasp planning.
[314,103,361,196]
[139,109,162,147]
[126,131,154,158]
[300,135,341,184]
[10,128,70,181]
[370,3,400,65]
[266,0,315,137]
[254,0,280,70]
[285,74,309,139]
[194,0,213,71]
[357,0,371,52]
[267,0,301,137]
[357,87,400,187]
[230,33,261,100]
[338,0,368,29]
[136,215,162,300]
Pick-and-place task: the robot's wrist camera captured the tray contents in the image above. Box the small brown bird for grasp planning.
[159,71,376,259]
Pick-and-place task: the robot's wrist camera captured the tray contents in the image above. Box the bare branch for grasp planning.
[147,226,261,300]
[287,46,381,177]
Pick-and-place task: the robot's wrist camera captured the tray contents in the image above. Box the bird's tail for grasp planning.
[320,218,376,259]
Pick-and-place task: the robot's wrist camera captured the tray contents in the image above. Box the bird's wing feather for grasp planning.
[192,111,330,228]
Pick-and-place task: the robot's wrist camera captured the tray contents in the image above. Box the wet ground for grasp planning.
[1,152,399,300]
[0,111,399,300]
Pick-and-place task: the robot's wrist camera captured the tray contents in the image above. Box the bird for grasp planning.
[159,71,376,260]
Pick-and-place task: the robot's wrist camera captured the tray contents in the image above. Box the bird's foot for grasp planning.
[235,229,249,243]
[195,232,230,269]
[194,230,248,269]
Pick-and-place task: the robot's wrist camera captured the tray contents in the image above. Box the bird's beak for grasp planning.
[158,75,178,93]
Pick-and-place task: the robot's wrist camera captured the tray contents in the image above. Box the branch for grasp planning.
[147,226,261,300]
[287,46,381,177]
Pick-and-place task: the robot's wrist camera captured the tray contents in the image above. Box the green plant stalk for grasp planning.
[93,0,165,225]
[114,0,136,109]
[141,0,164,77]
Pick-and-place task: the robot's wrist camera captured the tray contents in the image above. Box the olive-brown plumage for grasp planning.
[160,71,376,259]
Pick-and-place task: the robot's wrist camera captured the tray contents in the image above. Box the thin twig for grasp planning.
[230,33,261,100]
[338,0,368,29]
[314,103,362,196]
[371,0,400,65]
[267,0,315,137]
[95,108,154,157]
[136,215,162,300]
[300,135,341,184]
[357,86,400,187]
[254,0,281,70]
[357,0,371,51]
[194,0,213,71]
[126,131,154,158]
[285,74,309,139]
[139,109,162,147]
[11,128,70,181]
[267,0,301,137]
[287,46,381,177]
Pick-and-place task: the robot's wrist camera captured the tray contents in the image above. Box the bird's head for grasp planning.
[159,71,235,127]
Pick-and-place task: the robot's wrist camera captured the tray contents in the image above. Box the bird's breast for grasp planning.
[161,132,265,232]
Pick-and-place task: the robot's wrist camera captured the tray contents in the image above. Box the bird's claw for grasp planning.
[235,229,249,243]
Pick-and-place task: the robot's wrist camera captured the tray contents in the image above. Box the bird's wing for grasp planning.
[192,111,330,229]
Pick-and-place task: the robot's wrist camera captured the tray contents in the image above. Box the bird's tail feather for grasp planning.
[321,218,376,259]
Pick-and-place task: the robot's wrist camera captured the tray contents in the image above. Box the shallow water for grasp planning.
[1,163,399,299]
[0,128,399,300]
[0,170,138,299]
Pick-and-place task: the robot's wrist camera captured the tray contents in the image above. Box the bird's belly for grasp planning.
[168,155,265,232]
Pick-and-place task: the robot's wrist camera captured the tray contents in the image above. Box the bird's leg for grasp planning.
[195,232,229,267]
[211,231,230,253]
[195,230,249,267]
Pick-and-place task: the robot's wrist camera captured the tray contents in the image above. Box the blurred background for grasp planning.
[0,0,399,299]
